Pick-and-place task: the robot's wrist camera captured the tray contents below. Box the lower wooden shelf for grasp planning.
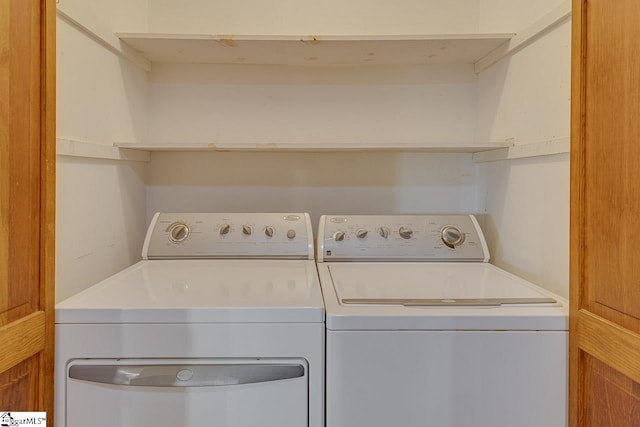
[56,138,569,161]
[113,141,510,153]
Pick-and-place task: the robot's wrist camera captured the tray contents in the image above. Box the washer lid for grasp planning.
[331,262,557,303]
[56,260,324,324]
[320,262,567,331]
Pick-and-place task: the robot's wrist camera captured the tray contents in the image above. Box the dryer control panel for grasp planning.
[143,213,314,259]
[317,215,489,262]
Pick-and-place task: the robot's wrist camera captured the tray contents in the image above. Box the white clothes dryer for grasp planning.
[55,213,324,427]
[317,214,568,427]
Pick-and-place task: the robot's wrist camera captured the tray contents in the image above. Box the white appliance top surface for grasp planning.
[331,262,551,300]
[319,262,567,331]
[56,260,324,324]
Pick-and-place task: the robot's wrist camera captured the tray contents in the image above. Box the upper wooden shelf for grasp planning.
[116,33,514,66]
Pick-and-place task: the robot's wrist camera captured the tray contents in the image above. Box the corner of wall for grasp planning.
[474,8,571,298]
[56,3,150,301]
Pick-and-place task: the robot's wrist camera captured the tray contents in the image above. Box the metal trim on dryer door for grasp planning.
[65,358,309,427]
[69,363,305,387]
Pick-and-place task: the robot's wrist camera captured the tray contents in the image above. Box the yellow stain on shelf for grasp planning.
[217,35,237,47]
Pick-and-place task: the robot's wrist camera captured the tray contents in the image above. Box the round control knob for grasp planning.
[441,226,465,248]
[264,226,275,238]
[399,226,413,240]
[219,224,231,236]
[286,229,296,240]
[242,225,253,236]
[168,222,190,243]
[356,229,368,239]
[378,227,390,239]
[334,231,346,242]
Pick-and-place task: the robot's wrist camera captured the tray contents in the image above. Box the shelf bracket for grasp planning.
[474,0,571,73]
[56,8,151,72]
[472,138,570,163]
[57,138,151,162]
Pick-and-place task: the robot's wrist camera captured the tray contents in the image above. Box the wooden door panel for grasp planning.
[571,0,640,425]
[0,0,42,328]
[0,355,40,410]
[0,0,54,417]
[583,0,640,329]
[586,355,640,426]
[0,0,11,317]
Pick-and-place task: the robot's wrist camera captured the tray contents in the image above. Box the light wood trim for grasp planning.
[0,311,45,374]
[0,0,10,312]
[588,301,640,337]
[0,303,33,327]
[576,310,640,385]
[40,0,56,417]
[569,0,586,426]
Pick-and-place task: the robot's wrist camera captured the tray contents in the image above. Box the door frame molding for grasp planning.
[40,0,56,417]
[569,0,585,424]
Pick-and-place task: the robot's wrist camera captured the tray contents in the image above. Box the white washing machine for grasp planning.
[317,214,568,427]
[55,213,324,427]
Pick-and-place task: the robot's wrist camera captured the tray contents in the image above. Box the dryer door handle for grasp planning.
[69,363,305,387]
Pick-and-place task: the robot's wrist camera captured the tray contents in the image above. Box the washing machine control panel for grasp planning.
[143,213,314,259]
[318,215,489,262]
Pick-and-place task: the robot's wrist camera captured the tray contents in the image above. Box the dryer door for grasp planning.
[65,359,308,427]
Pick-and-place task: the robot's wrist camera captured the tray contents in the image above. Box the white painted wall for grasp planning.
[479,0,567,32]
[146,152,479,229]
[56,0,571,302]
[475,6,571,297]
[477,154,569,298]
[56,157,147,302]
[147,63,478,147]
[143,1,485,151]
[57,0,148,47]
[57,17,149,146]
[56,15,149,301]
[476,21,570,145]
[147,0,480,35]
